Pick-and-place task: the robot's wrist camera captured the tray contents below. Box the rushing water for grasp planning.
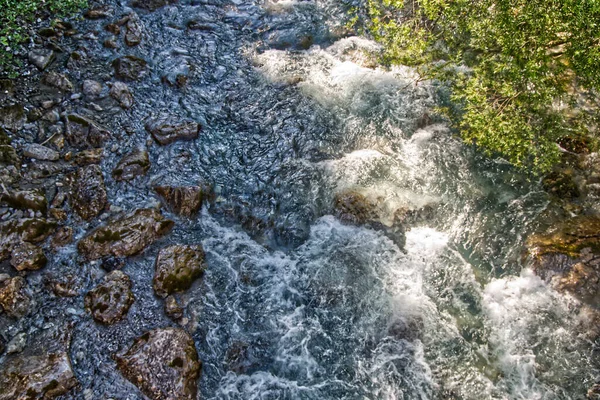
[3,0,599,398]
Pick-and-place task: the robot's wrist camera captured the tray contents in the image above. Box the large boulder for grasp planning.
[112,148,150,181]
[155,185,210,217]
[68,164,108,220]
[114,327,201,400]
[65,114,111,149]
[130,0,178,11]
[145,115,200,145]
[0,276,31,318]
[526,215,600,307]
[113,56,149,81]
[153,245,206,298]
[84,270,134,324]
[42,72,73,92]
[78,208,174,260]
[0,325,78,399]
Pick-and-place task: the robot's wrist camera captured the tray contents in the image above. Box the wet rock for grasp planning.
[527,215,600,306]
[104,38,119,49]
[333,190,377,225]
[51,226,73,249]
[69,164,108,220]
[114,327,201,400]
[28,49,55,70]
[42,72,73,92]
[72,147,104,165]
[0,144,20,166]
[65,114,111,149]
[161,58,191,87]
[0,218,56,259]
[10,242,47,271]
[109,81,134,109]
[164,295,183,319]
[0,277,31,318]
[100,257,125,272]
[153,245,206,298]
[113,55,149,81]
[78,208,174,260]
[23,143,60,161]
[131,0,178,12]
[125,14,143,46]
[145,115,200,145]
[46,273,79,297]
[393,204,437,227]
[225,341,251,374]
[155,185,209,217]
[113,148,149,181]
[0,189,47,213]
[106,23,121,35]
[85,5,113,19]
[543,169,580,199]
[85,270,134,324]
[6,333,27,354]
[0,324,78,399]
[0,79,15,99]
[588,383,600,399]
[0,104,25,131]
[82,79,103,98]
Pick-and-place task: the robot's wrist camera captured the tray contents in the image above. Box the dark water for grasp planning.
[2,0,598,398]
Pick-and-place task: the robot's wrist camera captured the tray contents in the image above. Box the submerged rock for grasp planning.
[153,245,206,298]
[164,295,183,320]
[145,115,200,145]
[0,189,47,213]
[65,114,111,149]
[0,104,25,131]
[84,270,134,324]
[109,81,134,108]
[43,72,73,92]
[113,148,150,181]
[28,49,55,70]
[333,190,376,225]
[131,0,178,12]
[114,327,201,400]
[69,164,108,220]
[51,226,74,249]
[125,14,143,46]
[10,242,47,271]
[78,208,174,260]
[155,185,210,217]
[225,341,252,374]
[0,324,78,399]
[23,143,60,161]
[0,276,31,318]
[113,55,149,81]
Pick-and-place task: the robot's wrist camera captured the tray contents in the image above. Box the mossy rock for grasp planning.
[153,245,206,298]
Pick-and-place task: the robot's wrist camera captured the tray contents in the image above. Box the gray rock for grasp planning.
[0,104,25,131]
[153,245,206,298]
[6,333,27,354]
[114,327,201,400]
[82,80,103,97]
[0,189,47,213]
[43,72,73,92]
[113,148,149,181]
[23,143,60,161]
[145,115,200,145]
[28,49,55,70]
[109,81,134,109]
[65,114,111,149]
[125,14,143,46]
[84,270,134,324]
[68,164,108,220]
[84,5,113,19]
[113,56,149,81]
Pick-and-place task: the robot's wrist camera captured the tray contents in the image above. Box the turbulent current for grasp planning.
[2,0,599,398]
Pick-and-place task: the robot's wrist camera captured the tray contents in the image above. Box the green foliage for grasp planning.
[0,0,87,76]
[357,0,600,173]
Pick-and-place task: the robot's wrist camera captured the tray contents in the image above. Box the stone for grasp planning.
[333,190,377,225]
[164,295,183,319]
[0,325,78,399]
[28,49,55,70]
[543,169,580,199]
[23,143,60,161]
[43,72,73,92]
[51,226,73,249]
[0,218,56,260]
[113,148,150,181]
[0,144,20,166]
[72,148,104,165]
[153,245,206,298]
[84,270,134,324]
[588,383,600,399]
[0,104,25,131]
[84,5,113,19]
[114,327,200,400]
[131,0,178,12]
[145,115,200,145]
[6,333,27,354]
[69,164,108,220]
[225,341,252,374]
[109,81,134,109]
[10,242,47,271]
[65,114,111,149]
[78,208,174,260]
[0,189,47,213]
[82,80,103,97]
[125,14,143,46]
[155,185,209,217]
[0,277,31,318]
[113,56,149,81]
[0,79,15,99]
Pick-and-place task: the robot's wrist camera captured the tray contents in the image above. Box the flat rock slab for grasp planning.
[85,270,134,324]
[145,115,200,145]
[23,143,60,161]
[78,208,174,260]
[114,327,200,400]
[113,148,150,181]
[153,244,206,298]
